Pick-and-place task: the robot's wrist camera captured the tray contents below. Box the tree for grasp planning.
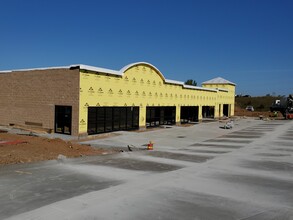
[185,79,197,86]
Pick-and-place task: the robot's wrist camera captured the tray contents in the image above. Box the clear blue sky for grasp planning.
[1,0,292,96]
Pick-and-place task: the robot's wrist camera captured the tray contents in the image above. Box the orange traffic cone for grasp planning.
[147,141,154,150]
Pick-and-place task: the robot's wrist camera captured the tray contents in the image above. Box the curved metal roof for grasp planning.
[120,62,166,81]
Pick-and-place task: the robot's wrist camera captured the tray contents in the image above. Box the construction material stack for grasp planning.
[270,94,293,119]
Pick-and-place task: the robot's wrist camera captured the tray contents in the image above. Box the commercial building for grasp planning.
[0,62,235,136]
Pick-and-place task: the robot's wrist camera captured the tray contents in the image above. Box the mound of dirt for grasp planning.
[0,133,113,165]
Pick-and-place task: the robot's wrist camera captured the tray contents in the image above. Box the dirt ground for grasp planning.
[234,106,284,119]
[0,132,114,165]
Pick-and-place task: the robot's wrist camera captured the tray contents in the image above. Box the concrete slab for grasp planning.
[144,151,214,162]
[272,148,293,152]
[220,134,262,138]
[0,163,121,219]
[190,143,244,149]
[273,141,293,147]
[240,160,293,173]
[255,153,292,157]
[280,136,293,140]
[182,149,231,154]
[205,138,252,144]
[214,173,293,205]
[229,131,265,136]
[83,157,183,172]
[2,118,293,220]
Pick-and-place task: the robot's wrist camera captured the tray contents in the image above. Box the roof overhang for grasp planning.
[0,62,233,93]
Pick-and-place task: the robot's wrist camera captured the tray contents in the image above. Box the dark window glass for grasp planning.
[202,106,215,118]
[113,107,120,130]
[133,107,139,128]
[87,106,139,134]
[96,108,104,121]
[180,106,199,123]
[105,107,113,132]
[126,107,133,129]
[120,107,127,130]
[146,107,175,128]
[55,106,72,135]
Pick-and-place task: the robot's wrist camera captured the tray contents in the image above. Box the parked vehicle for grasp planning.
[246,106,254,111]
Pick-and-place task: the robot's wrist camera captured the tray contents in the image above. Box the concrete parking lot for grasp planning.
[1,118,293,220]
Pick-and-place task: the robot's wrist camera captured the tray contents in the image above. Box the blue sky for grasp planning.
[0,0,292,96]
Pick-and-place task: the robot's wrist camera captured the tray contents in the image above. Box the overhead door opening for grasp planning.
[87,107,139,135]
[202,106,215,119]
[180,106,199,123]
[223,104,229,117]
[146,106,175,127]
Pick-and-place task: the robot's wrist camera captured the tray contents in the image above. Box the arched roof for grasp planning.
[119,62,166,81]
[1,62,223,92]
[119,62,217,91]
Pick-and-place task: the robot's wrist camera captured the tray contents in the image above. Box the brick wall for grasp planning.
[0,68,80,136]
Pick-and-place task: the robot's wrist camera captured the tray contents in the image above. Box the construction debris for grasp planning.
[224,120,234,129]
[127,141,154,151]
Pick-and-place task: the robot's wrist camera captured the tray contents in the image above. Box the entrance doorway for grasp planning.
[146,106,176,127]
[180,106,199,123]
[202,106,215,118]
[223,104,229,117]
[87,107,139,135]
[55,106,72,135]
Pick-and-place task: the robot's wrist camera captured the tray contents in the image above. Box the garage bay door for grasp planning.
[146,106,176,127]
[87,107,139,135]
[202,106,215,118]
[180,106,199,123]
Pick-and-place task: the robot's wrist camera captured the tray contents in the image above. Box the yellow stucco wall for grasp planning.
[202,84,235,117]
[78,63,235,135]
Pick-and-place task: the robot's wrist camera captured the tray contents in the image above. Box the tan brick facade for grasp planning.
[0,68,79,136]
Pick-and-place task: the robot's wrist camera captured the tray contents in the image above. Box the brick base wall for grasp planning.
[0,68,79,136]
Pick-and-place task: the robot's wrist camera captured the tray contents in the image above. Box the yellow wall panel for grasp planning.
[78,63,235,135]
